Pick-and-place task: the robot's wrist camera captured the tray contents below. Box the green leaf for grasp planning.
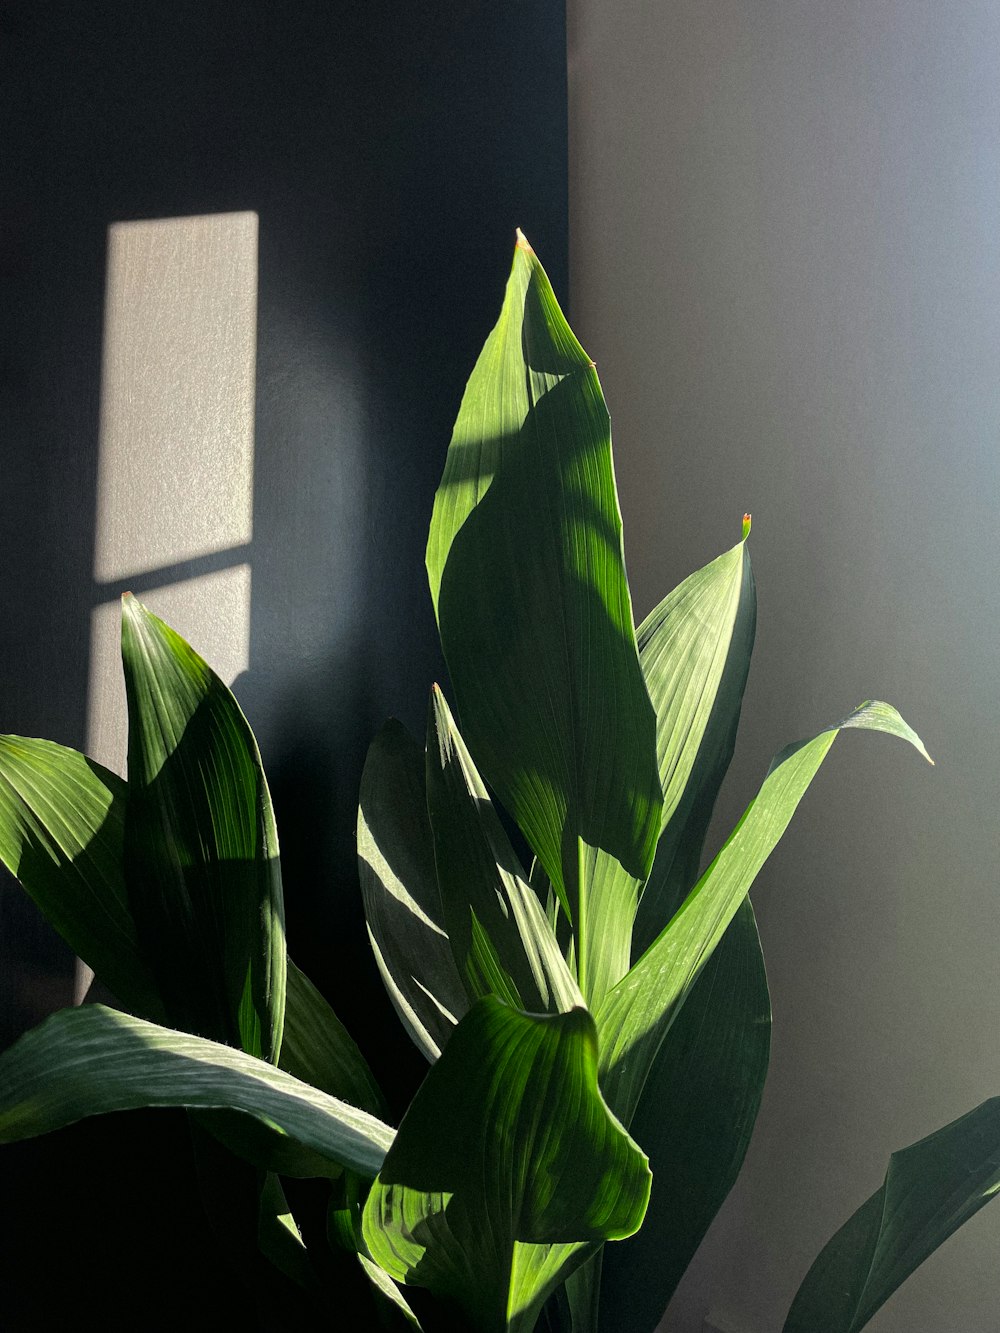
[121,594,285,1063]
[426,233,662,1008]
[357,1255,425,1329]
[633,527,756,954]
[0,735,163,1019]
[282,959,386,1117]
[362,996,650,1333]
[425,686,583,1015]
[785,1097,1000,1332]
[598,701,932,1124]
[358,720,468,1061]
[598,902,770,1332]
[0,1004,394,1179]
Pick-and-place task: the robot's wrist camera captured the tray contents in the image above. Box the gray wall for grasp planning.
[569,3,1000,1330]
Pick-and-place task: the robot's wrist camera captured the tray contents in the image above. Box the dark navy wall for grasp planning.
[0,4,568,1324]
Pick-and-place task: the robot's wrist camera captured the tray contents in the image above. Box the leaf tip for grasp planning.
[514,227,534,254]
[742,512,752,540]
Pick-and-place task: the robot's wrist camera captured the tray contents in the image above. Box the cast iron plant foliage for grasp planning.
[1,235,998,1332]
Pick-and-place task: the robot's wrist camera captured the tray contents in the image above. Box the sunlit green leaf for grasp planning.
[633,526,756,954]
[426,233,662,1008]
[599,701,932,1124]
[358,720,468,1061]
[0,1004,394,1179]
[362,997,650,1332]
[121,595,285,1062]
[0,735,163,1019]
[425,686,582,1015]
[785,1097,1000,1333]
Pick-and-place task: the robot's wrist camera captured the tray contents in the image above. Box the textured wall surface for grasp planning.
[568,3,1000,1331]
[0,3,568,1324]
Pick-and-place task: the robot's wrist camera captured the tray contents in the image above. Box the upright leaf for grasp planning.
[0,735,162,1018]
[0,1004,394,1179]
[121,594,285,1063]
[785,1098,1000,1333]
[362,997,650,1333]
[425,686,583,1016]
[598,902,770,1332]
[633,522,756,954]
[426,233,661,1007]
[358,720,467,1061]
[598,702,932,1124]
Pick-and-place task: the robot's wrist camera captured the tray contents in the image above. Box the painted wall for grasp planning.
[1,4,568,1324]
[568,3,1000,1331]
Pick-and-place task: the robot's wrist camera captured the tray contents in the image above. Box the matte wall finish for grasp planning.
[1,4,568,1324]
[569,3,1000,1332]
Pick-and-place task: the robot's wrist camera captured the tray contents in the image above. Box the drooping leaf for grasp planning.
[0,1004,394,1179]
[598,701,932,1124]
[121,594,285,1062]
[425,686,583,1015]
[633,524,756,954]
[282,959,386,1117]
[362,997,650,1333]
[0,735,163,1019]
[426,233,662,1007]
[357,1255,425,1330]
[358,719,468,1062]
[598,901,770,1332]
[784,1097,1000,1333]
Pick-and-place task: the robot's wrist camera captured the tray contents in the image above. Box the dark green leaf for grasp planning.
[121,595,285,1062]
[599,902,770,1332]
[358,720,468,1061]
[0,1004,394,1178]
[362,997,650,1333]
[0,735,163,1019]
[426,234,662,1007]
[785,1097,1000,1332]
[425,686,582,1015]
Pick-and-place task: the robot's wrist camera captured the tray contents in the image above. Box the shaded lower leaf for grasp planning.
[0,735,162,1019]
[359,720,468,1061]
[0,1004,394,1179]
[598,901,770,1333]
[785,1097,1000,1333]
[362,997,650,1333]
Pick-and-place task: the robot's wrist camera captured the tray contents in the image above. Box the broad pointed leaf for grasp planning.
[358,720,467,1061]
[599,901,770,1332]
[362,997,650,1333]
[785,1097,1000,1333]
[599,701,932,1123]
[426,234,662,1007]
[121,594,285,1062]
[425,686,583,1015]
[0,735,162,1019]
[633,523,756,954]
[0,1004,394,1178]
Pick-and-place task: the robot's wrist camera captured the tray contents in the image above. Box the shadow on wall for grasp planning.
[0,2,568,1325]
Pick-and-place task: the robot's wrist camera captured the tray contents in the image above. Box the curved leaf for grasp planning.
[785,1097,1000,1333]
[599,701,932,1123]
[425,686,582,1015]
[358,720,468,1061]
[362,997,650,1333]
[426,233,661,1007]
[0,1004,394,1179]
[121,594,285,1062]
[0,735,162,1019]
